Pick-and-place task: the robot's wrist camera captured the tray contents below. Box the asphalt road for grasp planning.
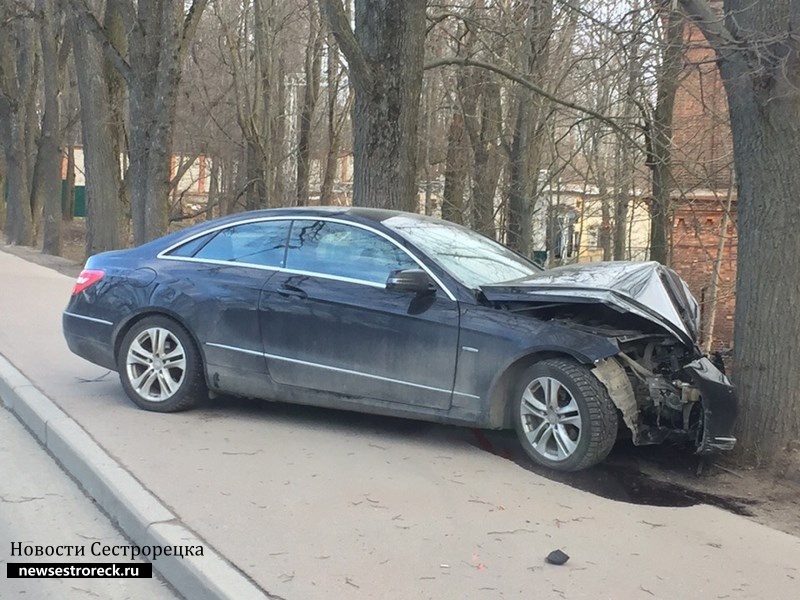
[1,247,799,599]
[0,405,179,599]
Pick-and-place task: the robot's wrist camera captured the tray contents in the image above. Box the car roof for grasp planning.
[130,206,444,257]
[228,206,434,225]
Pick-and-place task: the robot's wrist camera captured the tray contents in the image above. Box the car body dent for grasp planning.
[478,261,737,452]
[480,261,700,347]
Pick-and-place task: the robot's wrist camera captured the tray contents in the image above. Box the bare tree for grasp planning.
[71,11,121,254]
[71,0,208,244]
[645,3,683,265]
[320,0,426,211]
[34,0,69,255]
[0,5,38,246]
[296,1,322,206]
[681,0,800,461]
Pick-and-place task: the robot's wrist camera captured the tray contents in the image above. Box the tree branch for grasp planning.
[425,56,643,151]
[318,0,373,90]
[68,0,133,85]
[179,0,208,63]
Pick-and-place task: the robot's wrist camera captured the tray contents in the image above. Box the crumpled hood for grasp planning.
[480,261,700,345]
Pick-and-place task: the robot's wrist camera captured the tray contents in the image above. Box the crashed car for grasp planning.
[62,207,737,471]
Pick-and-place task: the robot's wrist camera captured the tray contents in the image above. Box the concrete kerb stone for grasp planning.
[45,417,175,544]
[0,354,34,411]
[0,352,270,600]
[148,521,270,600]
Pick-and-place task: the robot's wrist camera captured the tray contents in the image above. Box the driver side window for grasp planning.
[286,220,416,285]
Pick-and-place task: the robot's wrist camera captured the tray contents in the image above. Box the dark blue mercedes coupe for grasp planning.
[63,207,737,471]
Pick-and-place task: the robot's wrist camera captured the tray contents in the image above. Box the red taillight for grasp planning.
[72,269,105,295]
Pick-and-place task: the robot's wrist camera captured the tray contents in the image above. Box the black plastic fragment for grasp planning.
[545,549,570,565]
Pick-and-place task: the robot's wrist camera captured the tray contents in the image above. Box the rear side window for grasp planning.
[167,232,215,257]
[190,220,291,268]
[286,220,416,284]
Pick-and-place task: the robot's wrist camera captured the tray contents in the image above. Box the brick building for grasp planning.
[669,4,737,351]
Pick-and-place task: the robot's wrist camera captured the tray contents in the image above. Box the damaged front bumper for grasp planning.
[684,357,738,453]
[594,354,737,454]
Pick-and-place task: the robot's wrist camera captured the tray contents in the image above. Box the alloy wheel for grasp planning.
[125,327,187,402]
[519,376,582,461]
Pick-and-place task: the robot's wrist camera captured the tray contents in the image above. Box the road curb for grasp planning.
[0,353,271,600]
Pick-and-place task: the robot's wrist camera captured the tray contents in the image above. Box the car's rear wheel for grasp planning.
[117,316,206,412]
[513,358,617,471]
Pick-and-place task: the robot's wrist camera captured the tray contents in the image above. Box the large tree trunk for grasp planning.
[104,0,130,230]
[129,3,177,243]
[72,14,121,256]
[296,4,322,206]
[320,33,345,206]
[681,0,800,461]
[124,0,207,244]
[465,72,502,238]
[0,15,37,246]
[24,50,41,240]
[321,0,426,211]
[727,81,800,459]
[647,6,683,265]
[37,0,64,256]
[441,112,468,224]
[613,12,641,261]
[506,0,551,256]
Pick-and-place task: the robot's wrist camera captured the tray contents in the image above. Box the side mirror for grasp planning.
[386,269,435,294]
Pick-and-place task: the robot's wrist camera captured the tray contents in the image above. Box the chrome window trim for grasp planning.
[156,256,386,290]
[63,311,114,326]
[206,342,480,400]
[156,215,457,301]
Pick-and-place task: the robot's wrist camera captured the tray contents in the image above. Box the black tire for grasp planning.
[117,315,207,412]
[513,358,618,471]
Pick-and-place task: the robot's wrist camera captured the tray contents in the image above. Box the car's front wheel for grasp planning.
[117,316,207,412]
[513,358,618,471]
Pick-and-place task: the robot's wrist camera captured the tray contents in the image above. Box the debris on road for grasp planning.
[545,549,570,565]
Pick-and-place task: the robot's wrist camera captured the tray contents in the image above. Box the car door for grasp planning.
[161,218,291,398]
[258,218,460,410]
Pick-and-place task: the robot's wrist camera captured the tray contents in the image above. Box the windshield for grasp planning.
[385,216,542,288]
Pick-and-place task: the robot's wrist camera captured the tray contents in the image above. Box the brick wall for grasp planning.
[670,5,738,351]
[672,17,734,192]
[671,198,737,351]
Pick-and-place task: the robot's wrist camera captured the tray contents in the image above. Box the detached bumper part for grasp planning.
[684,357,738,454]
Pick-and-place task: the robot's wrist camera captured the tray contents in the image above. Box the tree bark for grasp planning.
[296,4,322,206]
[107,0,208,244]
[613,12,641,261]
[0,14,37,246]
[506,0,552,256]
[104,0,130,228]
[681,0,800,461]
[38,0,64,256]
[442,112,468,224]
[464,71,502,238]
[320,33,344,206]
[72,13,121,256]
[321,0,426,211]
[647,6,683,265]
